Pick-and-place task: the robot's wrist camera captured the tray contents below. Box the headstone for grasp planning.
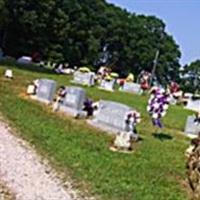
[17,56,32,64]
[99,79,115,92]
[122,82,142,95]
[72,71,95,86]
[36,79,57,104]
[185,116,200,137]
[27,85,35,95]
[59,86,86,116]
[4,69,13,79]
[88,100,132,134]
[185,99,200,112]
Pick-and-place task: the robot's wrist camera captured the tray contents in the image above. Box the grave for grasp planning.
[4,69,13,79]
[99,79,115,92]
[122,82,142,95]
[59,86,86,116]
[17,56,32,64]
[185,99,200,112]
[34,79,57,104]
[185,116,200,137]
[71,71,95,86]
[88,100,132,134]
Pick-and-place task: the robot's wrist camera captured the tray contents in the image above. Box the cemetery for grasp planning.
[0,62,195,200]
[0,1,199,199]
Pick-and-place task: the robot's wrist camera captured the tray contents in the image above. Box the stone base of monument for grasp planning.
[185,116,200,138]
[109,146,134,154]
[59,105,87,118]
[98,86,114,92]
[70,80,93,87]
[88,120,122,135]
[30,95,52,105]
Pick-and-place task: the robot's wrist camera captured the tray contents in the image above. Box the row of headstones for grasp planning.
[30,78,200,138]
[72,70,142,94]
[31,79,135,135]
[71,71,200,137]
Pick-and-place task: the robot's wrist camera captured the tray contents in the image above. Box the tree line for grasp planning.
[0,0,193,87]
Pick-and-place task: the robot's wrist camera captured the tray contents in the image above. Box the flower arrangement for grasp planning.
[147,88,170,128]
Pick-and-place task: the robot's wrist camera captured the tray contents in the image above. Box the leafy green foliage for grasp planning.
[180,60,200,93]
[0,0,181,83]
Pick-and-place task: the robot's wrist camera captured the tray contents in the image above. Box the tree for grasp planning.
[180,60,200,93]
[0,0,182,84]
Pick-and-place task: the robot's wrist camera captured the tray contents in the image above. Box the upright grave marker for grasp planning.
[88,100,132,134]
[122,82,142,95]
[72,71,95,86]
[185,99,200,112]
[36,79,57,104]
[99,79,115,92]
[59,86,86,116]
[185,116,200,137]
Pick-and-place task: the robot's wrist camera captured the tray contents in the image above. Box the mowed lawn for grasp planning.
[0,63,193,200]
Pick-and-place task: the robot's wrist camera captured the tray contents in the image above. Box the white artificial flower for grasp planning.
[152,113,158,119]
[163,104,169,110]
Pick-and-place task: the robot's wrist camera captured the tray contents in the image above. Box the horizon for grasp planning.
[106,0,200,66]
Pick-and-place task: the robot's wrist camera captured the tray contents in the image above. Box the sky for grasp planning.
[106,0,200,65]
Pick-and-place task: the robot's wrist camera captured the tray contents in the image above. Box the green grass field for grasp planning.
[0,63,193,200]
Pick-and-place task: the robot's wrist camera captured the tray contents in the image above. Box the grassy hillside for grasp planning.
[0,63,193,200]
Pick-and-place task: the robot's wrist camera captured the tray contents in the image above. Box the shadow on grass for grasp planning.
[152,132,173,141]
[0,60,55,75]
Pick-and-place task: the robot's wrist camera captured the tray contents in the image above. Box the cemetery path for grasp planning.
[0,121,78,200]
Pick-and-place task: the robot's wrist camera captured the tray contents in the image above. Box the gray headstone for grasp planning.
[99,79,115,91]
[185,116,200,137]
[59,87,86,116]
[36,79,56,103]
[185,100,200,112]
[89,100,132,134]
[122,82,142,95]
[72,71,95,86]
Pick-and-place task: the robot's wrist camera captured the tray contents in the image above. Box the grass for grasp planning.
[0,63,193,200]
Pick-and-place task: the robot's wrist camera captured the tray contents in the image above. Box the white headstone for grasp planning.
[4,69,13,78]
[122,82,142,95]
[17,56,32,64]
[99,79,115,92]
[27,85,35,95]
[72,71,95,86]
